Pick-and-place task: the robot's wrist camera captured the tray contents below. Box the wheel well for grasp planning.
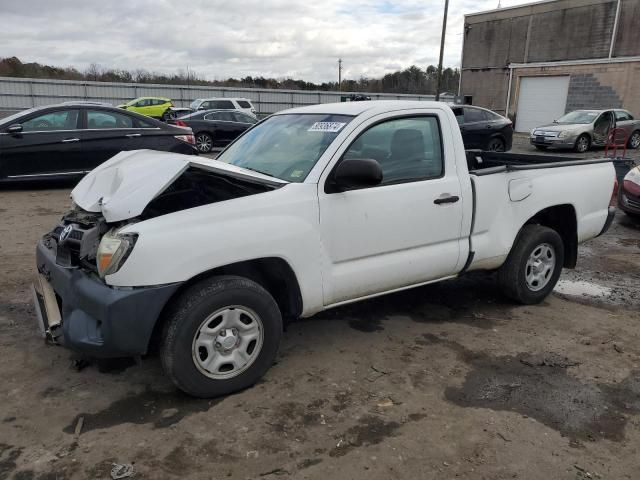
[148,258,303,353]
[524,204,578,268]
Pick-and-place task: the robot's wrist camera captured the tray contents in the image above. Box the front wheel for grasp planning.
[574,134,590,153]
[498,225,564,304]
[161,276,282,398]
[628,130,640,150]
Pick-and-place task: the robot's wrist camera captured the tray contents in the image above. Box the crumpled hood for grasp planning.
[72,150,286,222]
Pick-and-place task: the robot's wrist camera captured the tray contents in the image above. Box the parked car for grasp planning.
[530,109,640,153]
[33,101,616,397]
[189,98,257,118]
[619,165,640,220]
[118,97,175,120]
[169,109,258,153]
[450,105,513,151]
[0,103,196,183]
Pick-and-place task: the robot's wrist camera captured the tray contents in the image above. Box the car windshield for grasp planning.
[217,113,353,182]
[556,111,600,124]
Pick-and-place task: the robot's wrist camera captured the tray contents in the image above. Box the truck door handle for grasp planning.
[126,133,142,138]
[61,138,80,143]
[434,195,460,205]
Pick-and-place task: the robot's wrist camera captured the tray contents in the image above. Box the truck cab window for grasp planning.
[343,116,443,185]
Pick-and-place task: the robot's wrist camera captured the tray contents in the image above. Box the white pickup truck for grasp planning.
[33,101,617,397]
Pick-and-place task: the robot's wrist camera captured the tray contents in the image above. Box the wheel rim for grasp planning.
[488,139,505,152]
[192,306,264,380]
[525,243,556,292]
[630,133,640,149]
[196,134,212,152]
[576,136,589,152]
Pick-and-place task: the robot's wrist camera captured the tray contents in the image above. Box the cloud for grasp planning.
[0,0,533,83]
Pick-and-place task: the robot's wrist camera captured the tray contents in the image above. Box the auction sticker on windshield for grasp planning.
[308,122,347,133]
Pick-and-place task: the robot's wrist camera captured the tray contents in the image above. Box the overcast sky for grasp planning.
[2,0,533,83]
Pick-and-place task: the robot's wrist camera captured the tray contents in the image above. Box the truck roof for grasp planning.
[277,100,445,116]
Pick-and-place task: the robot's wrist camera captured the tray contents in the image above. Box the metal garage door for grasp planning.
[515,76,570,132]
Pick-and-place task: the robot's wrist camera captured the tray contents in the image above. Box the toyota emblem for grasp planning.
[59,224,74,243]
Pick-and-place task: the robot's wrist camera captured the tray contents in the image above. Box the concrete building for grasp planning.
[459,0,640,131]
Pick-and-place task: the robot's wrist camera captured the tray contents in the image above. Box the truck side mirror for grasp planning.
[330,158,383,192]
[7,124,23,134]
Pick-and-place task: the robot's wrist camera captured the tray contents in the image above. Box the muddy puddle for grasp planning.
[419,334,640,442]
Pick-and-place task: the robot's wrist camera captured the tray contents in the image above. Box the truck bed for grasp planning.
[465,150,637,178]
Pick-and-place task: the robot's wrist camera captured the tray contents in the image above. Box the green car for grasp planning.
[118,97,174,120]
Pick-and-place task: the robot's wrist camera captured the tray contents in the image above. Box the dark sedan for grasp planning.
[450,105,513,152]
[170,110,258,153]
[0,102,197,183]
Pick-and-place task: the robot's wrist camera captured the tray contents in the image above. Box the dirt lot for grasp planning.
[1,142,640,480]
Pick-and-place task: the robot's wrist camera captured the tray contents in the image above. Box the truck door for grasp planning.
[317,111,465,306]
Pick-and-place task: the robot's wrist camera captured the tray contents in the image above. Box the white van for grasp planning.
[189,97,257,118]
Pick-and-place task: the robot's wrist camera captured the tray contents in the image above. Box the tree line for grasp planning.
[0,56,459,95]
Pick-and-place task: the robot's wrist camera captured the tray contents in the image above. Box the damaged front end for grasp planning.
[33,151,285,355]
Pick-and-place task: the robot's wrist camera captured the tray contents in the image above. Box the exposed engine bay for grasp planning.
[140,167,279,219]
[44,167,280,272]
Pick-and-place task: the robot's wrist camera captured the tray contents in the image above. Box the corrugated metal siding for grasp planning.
[0,76,453,115]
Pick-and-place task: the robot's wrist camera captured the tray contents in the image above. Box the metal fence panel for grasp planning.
[0,76,457,116]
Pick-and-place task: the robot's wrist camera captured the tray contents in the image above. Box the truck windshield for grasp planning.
[217,114,354,182]
[556,111,599,124]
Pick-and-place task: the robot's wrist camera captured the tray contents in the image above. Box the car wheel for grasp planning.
[628,131,640,150]
[161,276,282,398]
[195,132,214,153]
[534,145,548,151]
[574,134,590,153]
[486,137,505,152]
[498,225,564,305]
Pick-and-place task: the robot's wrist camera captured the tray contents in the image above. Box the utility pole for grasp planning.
[338,58,343,91]
[435,0,449,102]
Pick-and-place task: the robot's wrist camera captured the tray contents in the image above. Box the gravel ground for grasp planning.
[1,141,639,480]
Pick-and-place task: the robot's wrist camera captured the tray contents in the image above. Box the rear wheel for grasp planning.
[498,225,564,304]
[161,276,282,398]
[574,134,590,153]
[195,132,214,153]
[628,131,640,149]
[486,137,505,152]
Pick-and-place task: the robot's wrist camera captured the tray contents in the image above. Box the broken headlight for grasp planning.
[96,229,137,278]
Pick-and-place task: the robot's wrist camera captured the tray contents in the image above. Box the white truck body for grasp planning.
[72,101,614,316]
[36,100,616,396]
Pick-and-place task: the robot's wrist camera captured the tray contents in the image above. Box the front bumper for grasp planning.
[34,240,181,358]
[529,135,576,148]
[619,190,640,215]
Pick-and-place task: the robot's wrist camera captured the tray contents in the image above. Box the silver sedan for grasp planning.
[530,109,640,153]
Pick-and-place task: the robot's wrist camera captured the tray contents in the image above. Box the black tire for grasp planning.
[161,275,282,398]
[195,132,214,153]
[574,134,590,153]
[485,137,505,152]
[628,130,640,150]
[534,145,548,151]
[498,225,564,304]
